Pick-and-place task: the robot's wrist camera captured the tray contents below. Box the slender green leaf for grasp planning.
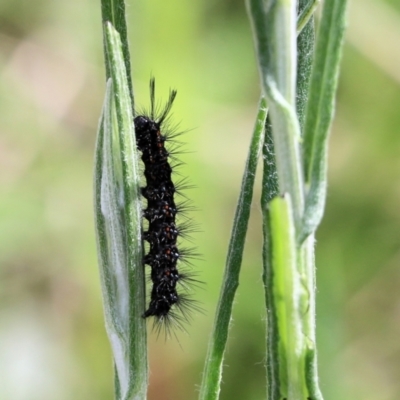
[101,0,133,101]
[295,2,324,398]
[301,0,348,242]
[261,116,280,400]
[95,80,131,399]
[247,0,304,234]
[94,22,147,400]
[268,195,306,400]
[299,235,324,400]
[199,98,268,400]
[296,0,316,132]
[256,2,325,399]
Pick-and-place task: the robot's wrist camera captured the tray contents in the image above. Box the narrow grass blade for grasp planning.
[301,0,348,242]
[199,98,268,400]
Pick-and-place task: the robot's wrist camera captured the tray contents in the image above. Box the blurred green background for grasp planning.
[1,0,400,399]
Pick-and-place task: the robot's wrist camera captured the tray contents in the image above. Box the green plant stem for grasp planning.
[101,0,133,101]
[301,0,348,242]
[260,0,348,397]
[200,6,319,398]
[198,98,268,400]
[268,195,306,400]
[262,4,314,394]
[296,1,324,398]
[102,23,147,400]
[247,0,304,235]
[261,116,280,399]
[300,234,323,400]
[249,0,329,398]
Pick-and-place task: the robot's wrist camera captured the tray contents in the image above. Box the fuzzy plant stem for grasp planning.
[249,0,348,399]
[261,116,280,399]
[248,1,307,397]
[101,0,133,99]
[300,2,348,396]
[247,0,305,234]
[199,3,322,398]
[95,2,148,399]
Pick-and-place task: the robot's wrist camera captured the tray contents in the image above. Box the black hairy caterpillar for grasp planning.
[134,79,199,331]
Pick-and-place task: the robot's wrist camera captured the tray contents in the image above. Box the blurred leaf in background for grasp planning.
[0,0,400,399]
